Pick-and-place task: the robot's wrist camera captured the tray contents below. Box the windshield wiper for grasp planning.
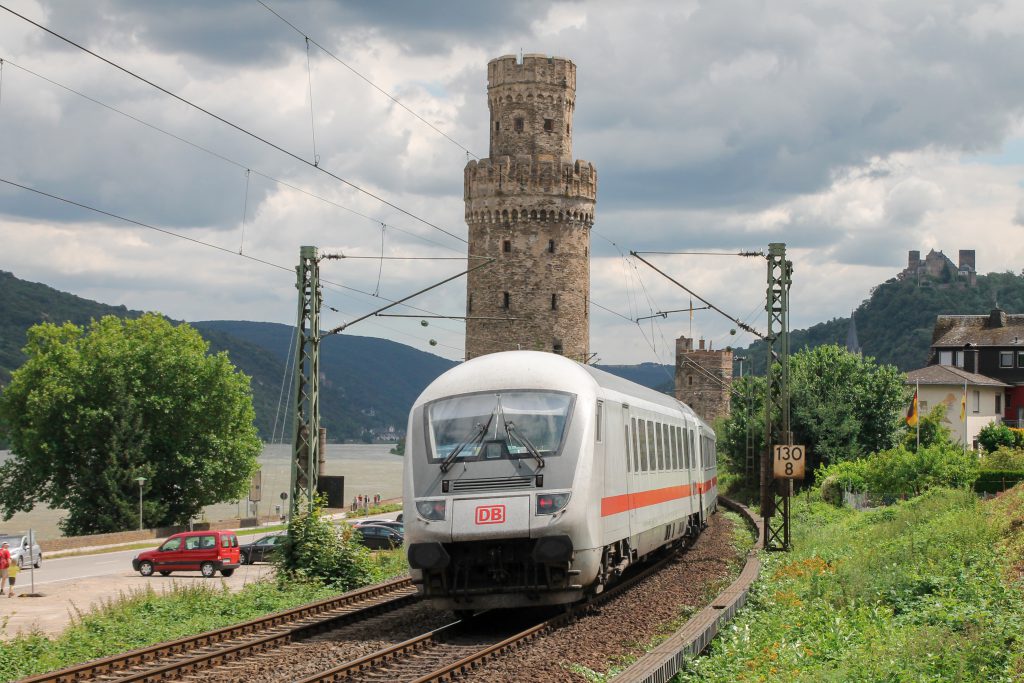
[505,421,545,469]
[440,412,495,472]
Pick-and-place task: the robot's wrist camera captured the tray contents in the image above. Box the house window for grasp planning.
[503,240,511,253]
[1018,350,1024,367]
[544,118,553,132]
[939,351,952,366]
[973,390,980,413]
[1000,351,1013,367]
[514,117,524,132]
[919,400,928,411]
[996,394,1002,415]
[551,294,558,310]
[955,351,964,368]
[502,291,510,309]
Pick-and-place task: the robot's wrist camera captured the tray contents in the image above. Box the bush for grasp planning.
[276,499,377,589]
[818,443,978,504]
[979,446,1024,471]
[978,422,1018,453]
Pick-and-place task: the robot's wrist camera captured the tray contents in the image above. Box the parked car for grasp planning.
[132,530,240,578]
[352,519,404,534]
[240,533,286,564]
[354,524,404,550]
[0,534,42,569]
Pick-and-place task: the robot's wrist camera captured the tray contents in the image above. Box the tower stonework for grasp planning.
[675,336,733,424]
[464,54,596,361]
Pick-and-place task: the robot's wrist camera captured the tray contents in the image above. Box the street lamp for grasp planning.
[136,477,146,531]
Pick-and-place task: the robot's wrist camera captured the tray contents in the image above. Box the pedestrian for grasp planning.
[0,541,10,594]
[7,559,17,598]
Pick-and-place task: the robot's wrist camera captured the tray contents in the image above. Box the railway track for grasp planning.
[292,548,685,683]
[19,577,418,683]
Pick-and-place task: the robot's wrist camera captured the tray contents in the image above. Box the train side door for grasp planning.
[602,402,630,542]
[693,429,704,522]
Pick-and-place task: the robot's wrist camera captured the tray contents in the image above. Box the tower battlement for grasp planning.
[488,54,576,90]
[464,157,597,203]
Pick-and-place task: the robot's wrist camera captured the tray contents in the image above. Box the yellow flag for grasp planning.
[960,392,966,421]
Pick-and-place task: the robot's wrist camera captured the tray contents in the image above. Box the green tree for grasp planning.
[718,345,906,476]
[276,498,375,589]
[0,314,261,535]
[903,404,956,451]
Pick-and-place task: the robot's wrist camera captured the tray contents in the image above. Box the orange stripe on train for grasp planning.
[599,478,717,517]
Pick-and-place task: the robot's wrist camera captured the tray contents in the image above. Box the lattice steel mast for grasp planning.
[762,242,793,550]
[290,245,321,516]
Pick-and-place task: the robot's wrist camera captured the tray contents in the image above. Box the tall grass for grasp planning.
[0,548,409,683]
[675,489,1024,681]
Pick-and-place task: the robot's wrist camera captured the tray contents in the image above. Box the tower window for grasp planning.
[553,341,563,355]
[544,118,553,132]
[495,121,500,132]
[502,291,510,309]
[547,239,555,253]
[514,117,524,132]
[566,124,570,135]
[467,293,472,313]
[503,239,511,253]
[551,294,558,310]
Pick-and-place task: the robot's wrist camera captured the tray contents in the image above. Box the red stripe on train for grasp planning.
[600,477,717,517]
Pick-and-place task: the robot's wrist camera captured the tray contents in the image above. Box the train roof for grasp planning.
[415,351,708,429]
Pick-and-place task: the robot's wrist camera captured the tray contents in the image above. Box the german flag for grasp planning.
[906,390,919,427]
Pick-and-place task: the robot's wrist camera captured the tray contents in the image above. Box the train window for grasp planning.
[638,419,648,471]
[655,423,664,470]
[624,424,631,472]
[670,426,678,470]
[595,401,604,443]
[683,427,690,468]
[632,418,640,472]
[646,421,656,470]
[661,424,670,470]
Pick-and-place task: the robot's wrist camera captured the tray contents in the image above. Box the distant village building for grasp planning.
[907,307,1024,447]
[674,336,732,424]
[899,248,976,286]
[464,54,597,361]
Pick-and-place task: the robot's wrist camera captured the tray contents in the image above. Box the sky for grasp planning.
[1,0,1023,366]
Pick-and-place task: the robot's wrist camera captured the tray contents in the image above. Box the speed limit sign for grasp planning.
[773,445,806,479]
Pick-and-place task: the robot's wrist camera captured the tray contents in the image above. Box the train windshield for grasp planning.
[426,391,574,463]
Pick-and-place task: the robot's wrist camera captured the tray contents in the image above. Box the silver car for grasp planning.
[0,534,42,569]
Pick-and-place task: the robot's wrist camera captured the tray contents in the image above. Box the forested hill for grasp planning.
[733,270,1024,374]
[0,271,457,441]
[0,271,676,443]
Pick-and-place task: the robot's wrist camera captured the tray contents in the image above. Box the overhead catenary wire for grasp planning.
[0,176,468,352]
[0,3,467,245]
[2,56,462,254]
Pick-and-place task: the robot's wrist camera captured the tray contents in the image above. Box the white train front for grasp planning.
[403,350,717,612]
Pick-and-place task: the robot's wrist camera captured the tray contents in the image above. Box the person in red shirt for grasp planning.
[0,541,10,594]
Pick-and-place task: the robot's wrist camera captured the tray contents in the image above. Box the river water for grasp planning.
[0,444,405,539]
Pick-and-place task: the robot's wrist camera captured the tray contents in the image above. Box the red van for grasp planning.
[132,530,241,578]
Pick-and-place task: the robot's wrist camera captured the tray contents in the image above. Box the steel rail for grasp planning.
[296,546,686,683]
[19,576,416,683]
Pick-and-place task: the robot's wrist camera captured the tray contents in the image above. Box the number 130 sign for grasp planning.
[773,445,806,479]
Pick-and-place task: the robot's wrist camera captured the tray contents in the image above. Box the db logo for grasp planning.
[475,504,506,525]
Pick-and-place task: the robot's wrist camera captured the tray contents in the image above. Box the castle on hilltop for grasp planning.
[899,249,977,286]
[464,54,596,362]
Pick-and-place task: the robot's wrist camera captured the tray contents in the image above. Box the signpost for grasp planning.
[773,445,806,479]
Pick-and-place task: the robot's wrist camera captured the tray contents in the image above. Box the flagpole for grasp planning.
[916,379,920,450]
[963,380,967,456]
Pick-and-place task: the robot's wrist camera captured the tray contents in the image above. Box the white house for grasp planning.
[905,365,1008,449]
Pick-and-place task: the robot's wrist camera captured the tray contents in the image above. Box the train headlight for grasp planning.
[536,492,570,515]
[416,499,447,521]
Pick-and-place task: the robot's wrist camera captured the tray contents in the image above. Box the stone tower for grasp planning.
[675,336,733,424]
[464,54,597,361]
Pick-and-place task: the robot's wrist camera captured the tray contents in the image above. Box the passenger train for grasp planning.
[403,350,718,612]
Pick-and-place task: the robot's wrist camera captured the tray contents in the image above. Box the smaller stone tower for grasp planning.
[675,336,732,424]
